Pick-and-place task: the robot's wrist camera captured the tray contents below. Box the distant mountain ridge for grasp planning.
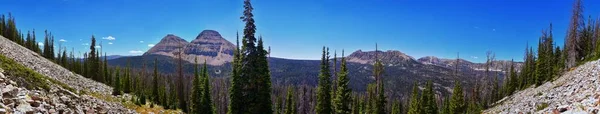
[144,30,236,65]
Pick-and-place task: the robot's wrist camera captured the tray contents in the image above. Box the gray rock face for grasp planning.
[145,30,236,65]
[484,60,600,113]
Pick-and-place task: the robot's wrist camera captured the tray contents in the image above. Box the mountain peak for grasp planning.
[196,30,223,40]
[346,50,416,65]
[144,34,189,55]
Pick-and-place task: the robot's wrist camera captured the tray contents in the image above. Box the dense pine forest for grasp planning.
[1,0,600,113]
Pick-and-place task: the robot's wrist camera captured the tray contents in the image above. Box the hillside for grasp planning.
[484,59,600,113]
[0,35,133,113]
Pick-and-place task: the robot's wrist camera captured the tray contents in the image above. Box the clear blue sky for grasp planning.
[2,0,600,62]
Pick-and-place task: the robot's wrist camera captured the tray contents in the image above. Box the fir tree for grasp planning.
[407,83,420,114]
[200,60,214,114]
[191,58,202,114]
[421,81,438,114]
[285,87,296,114]
[112,67,122,95]
[228,31,242,114]
[333,50,351,114]
[316,47,332,114]
[449,81,465,114]
[231,0,274,112]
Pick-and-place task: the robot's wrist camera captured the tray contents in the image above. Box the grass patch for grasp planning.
[0,54,74,92]
[536,102,549,111]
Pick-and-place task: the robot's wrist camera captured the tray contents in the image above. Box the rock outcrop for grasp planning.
[0,68,132,113]
[145,30,236,65]
[484,59,600,113]
[0,35,133,113]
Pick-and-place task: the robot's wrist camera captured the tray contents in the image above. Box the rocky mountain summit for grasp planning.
[484,59,600,113]
[346,50,417,65]
[0,35,133,113]
[145,30,236,65]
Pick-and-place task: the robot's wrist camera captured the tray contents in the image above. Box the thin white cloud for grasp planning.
[102,36,116,40]
[82,43,89,46]
[471,56,479,59]
[129,50,143,54]
[94,46,101,48]
[108,42,113,45]
[148,44,155,47]
[59,39,67,42]
[38,42,44,46]
[139,41,144,43]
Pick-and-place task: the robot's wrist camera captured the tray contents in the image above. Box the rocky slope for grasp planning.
[0,68,131,113]
[145,30,236,65]
[0,35,133,113]
[417,56,523,72]
[484,59,600,113]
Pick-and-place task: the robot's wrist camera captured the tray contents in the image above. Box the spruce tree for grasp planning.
[449,81,465,114]
[421,81,437,114]
[191,58,202,114]
[112,67,122,95]
[316,47,332,114]
[228,32,242,114]
[407,83,420,114]
[333,50,351,114]
[231,0,274,112]
[285,87,296,114]
[200,61,214,114]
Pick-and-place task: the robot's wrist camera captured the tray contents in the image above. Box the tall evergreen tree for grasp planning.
[407,83,420,114]
[333,50,351,114]
[112,67,122,95]
[285,87,296,114]
[200,60,214,114]
[421,81,438,114]
[230,0,273,113]
[191,58,203,114]
[316,47,332,114]
[228,31,242,114]
[449,81,465,114]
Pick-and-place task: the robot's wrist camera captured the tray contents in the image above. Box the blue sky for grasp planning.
[2,0,600,62]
